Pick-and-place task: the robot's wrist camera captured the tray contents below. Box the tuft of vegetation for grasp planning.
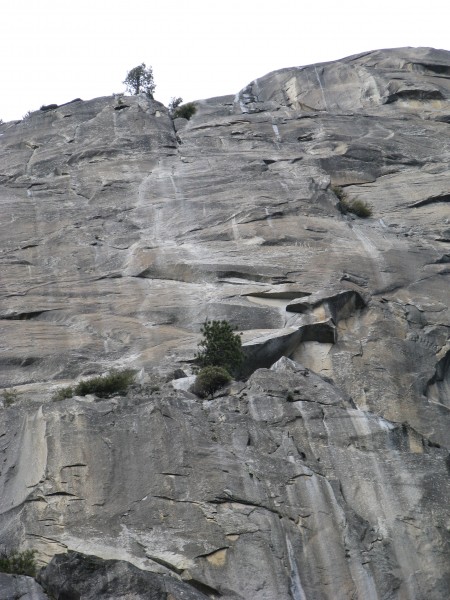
[173,102,197,120]
[193,366,232,398]
[331,185,345,201]
[53,369,135,401]
[0,549,37,577]
[75,369,135,397]
[341,197,373,218]
[52,386,74,402]
[2,388,19,406]
[123,63,155,98]
[195,319,244,375]
[332,186,373,218]
[168,96,183,116]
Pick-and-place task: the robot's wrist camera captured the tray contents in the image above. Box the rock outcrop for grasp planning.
[0,573,48,599]
[37,551,210,599]
[1,47,449,599]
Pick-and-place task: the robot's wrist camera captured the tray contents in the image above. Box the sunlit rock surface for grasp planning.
[1,47,449,599]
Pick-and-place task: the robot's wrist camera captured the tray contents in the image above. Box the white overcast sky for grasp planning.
[0,0,448,122]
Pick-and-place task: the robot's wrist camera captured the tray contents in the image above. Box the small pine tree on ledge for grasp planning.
[123,63,155,98]
[195,319,244,376]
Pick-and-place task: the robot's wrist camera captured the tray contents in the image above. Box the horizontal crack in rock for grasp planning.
[409,193,450,208]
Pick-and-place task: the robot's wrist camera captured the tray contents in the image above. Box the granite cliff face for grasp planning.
[0,47,449,599]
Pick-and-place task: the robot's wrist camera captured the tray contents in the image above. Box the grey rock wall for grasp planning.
[0,47,449,599]
[0,573,49,599]
[37,551,210,599]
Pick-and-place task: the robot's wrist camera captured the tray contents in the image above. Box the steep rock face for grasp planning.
[1,361,449,599]
[0,47,449,599]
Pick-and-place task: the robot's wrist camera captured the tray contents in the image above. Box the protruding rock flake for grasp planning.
[1,48,449,599]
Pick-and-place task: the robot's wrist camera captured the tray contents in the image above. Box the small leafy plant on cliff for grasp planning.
[173,102,197,120]
[332,185,372,218]
[0,549,37,577]
[2,388,19,406]
[168,96,183,116]
[53,369,135,401]
[52,386,74,402]
[75,369,135,397]
[193,366,232,398]
[341,197,373,218]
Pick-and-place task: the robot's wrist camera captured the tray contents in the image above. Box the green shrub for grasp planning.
[52,386,74,402]
[331,185,345,201]
[195,319,244,375]
[341,197,373,218]
[173,102,197,120]
[168,96,183,116]
[74,369,135,398]
[332,186,372,218]
[53,370,135,400]
[344,198,373,218]
[193,366,232,398]
[0,549,37,577]
[2,388,18,406]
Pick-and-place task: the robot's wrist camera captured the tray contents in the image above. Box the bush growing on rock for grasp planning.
[332,185,372,218]
[52,386,74,402]
[75,369,135,397]
[193,366,232,398]
[2,388,18,406]
[168,96,183,116]
[0,549,37,577]
[53,369,135,400]
[195,319,244,375]
[343,198,373,218]
[173,102,197,120]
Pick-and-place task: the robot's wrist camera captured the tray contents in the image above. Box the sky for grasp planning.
[0,0,448,122]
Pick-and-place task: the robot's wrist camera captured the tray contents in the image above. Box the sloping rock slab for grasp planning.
[0,573,49,599]
[38,551,209,600]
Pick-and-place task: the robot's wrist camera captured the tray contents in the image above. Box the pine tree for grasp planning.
[195,320,244,375]
[123,63,155,98]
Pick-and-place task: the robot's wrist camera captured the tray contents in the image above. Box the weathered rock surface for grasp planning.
[0,573,49,599]
[1,47,449,599]
[38,551,210,599]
